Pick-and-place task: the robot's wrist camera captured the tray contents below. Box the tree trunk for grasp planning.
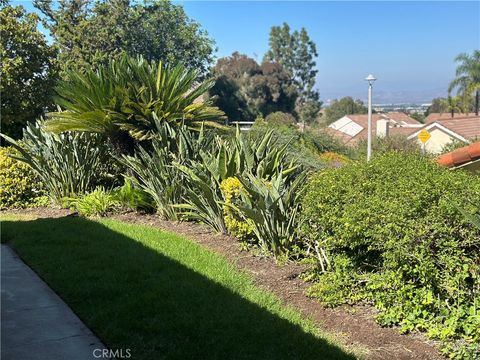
[476,90,479,116]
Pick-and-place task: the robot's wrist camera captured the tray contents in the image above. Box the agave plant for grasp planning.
[45,55,225,154]
[1,122,113,204]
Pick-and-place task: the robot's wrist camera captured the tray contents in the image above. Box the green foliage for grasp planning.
[34,0,215,76]
[264,23,321,124]
[250,121,350,170]
[220,177,254,240]
[67,187,117,217]
[45,55,225,155]
[0,3,58,139]
[210,52,297,122]
[426,97,448,115]
[122,122,214,220]
[1,122,116,205]
[113,178,153,212]
[0,147,47,208]
[301,152,480,357]
[323,97,367,125]
[176,128,298,233]
[448,50,480,115]
[354,135,421,158]
[440,139,468,154]
[265,112,297,127]
[234,173,306,256]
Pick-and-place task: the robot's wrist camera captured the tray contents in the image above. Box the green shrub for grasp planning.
[0,147,48,208]
[354,135,421,159]
[1,122,117,204]
[67,187,117,217]
[264,112,297,127]
[300,152,480,358]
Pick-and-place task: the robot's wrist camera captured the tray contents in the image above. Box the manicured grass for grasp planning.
[1,215,356,360]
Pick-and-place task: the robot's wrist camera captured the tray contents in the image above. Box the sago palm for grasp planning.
[448,50,480,115]
[45,55,225,154]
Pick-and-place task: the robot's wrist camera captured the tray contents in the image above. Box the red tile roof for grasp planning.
[434,117,480,141]
[425,112,478,124]
[438,142,480,168]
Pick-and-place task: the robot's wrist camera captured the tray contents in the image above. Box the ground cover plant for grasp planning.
[1,215,355,360]
[300,152,480,359]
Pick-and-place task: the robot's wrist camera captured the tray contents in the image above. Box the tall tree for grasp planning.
[210,52,297,122]
[264,23,321,125]
[441,96,464,118]
[448,50,480,115]
[0,3,58,139]
[324,97,367,125]
[34,0,215,75]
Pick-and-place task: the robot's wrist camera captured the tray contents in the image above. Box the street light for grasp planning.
[365,74,376,161]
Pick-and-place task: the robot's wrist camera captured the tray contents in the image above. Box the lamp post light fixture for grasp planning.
[365,74,377,161]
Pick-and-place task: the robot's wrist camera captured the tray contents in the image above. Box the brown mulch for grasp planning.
[2,208,444,360]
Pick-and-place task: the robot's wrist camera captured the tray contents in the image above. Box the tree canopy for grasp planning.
[323,97,367,125]
[209,52,298,122]
[33,0,216,75]
[448,50,480,115]
[0,3,58,139]
[264,23,321,124]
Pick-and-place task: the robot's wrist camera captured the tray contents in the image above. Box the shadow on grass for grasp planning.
[1,217,355,360]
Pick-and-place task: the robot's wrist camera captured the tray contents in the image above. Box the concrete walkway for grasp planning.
[1,245,108,360]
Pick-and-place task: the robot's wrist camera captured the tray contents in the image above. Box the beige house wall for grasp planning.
[416,128,466,153]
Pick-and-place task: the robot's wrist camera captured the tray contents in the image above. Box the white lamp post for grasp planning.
[365,74,376,161]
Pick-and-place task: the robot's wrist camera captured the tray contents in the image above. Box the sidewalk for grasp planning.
[1,245,108,360]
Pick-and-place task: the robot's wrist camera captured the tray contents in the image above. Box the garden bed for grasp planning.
[2,208,443,360]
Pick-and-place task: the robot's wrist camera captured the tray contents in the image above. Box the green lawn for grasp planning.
[1,215,356,360]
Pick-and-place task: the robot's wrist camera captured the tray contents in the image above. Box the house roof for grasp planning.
[327,112,421,145]
[437,142,480,168]
[408,117,480,143]
[425,112,478,123]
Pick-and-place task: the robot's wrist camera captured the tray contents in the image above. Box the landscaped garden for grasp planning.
[1,1,480,359]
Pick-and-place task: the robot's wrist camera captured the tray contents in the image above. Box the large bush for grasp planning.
[300,152,480,358]
[0,147,47,208]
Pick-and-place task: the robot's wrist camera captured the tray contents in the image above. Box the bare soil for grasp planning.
[2,208,444,360]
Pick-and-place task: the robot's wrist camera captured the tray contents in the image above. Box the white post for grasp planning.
[365,74,376,161]
[367,82,373,161]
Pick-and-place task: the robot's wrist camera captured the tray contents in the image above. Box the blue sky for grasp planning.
[14,1,480,103]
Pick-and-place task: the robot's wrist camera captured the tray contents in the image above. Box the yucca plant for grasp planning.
[122,121,214,219]
[175,129,300,233]
[234,172,307,257]
[175,139,236,232]
[45,55,225,155]
[1,122,113,204]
